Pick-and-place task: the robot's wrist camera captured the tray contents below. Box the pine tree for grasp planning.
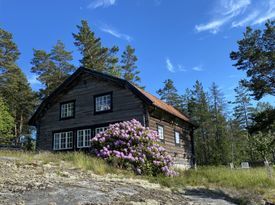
[120,45,142,86]
[0,28,20,71]
[73,20,120,75]
[0,28,37,141]
[188,81,212,165]
[157,79,182,109]
[31,40,75,99]
[232,82,253,129]
[209,83,230,164]
[230,20,275,100]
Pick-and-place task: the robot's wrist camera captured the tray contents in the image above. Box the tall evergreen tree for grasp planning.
[0,28,37,140]
[73,20,120,75]
[31,40,75,99]
[232,82,253,129]
[209,83,230,164]
[0,28,20,71]
[120,45,142,86]
[157,79,182,109]
[188,81,212,165]
[230,20,275,100]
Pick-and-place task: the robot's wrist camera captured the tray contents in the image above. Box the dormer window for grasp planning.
[94,92,112,114]
[60,101,75,119]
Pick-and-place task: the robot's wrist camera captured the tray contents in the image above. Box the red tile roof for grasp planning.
[133,85,190,122]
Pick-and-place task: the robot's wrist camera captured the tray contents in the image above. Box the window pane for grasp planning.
[61,102,74,118]
[95,94,111,112]
[175,131,180,144]
[77,129,91,148]
[157,125,164,140]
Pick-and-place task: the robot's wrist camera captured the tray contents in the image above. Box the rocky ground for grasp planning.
[0,157,256,205]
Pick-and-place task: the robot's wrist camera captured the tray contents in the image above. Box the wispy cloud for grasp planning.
[87,0,116,9]
[195,0,275,34]
[253,0,275,24]
[232,10,259,27]
[192,65,203,72]
[195,0,250,33]
[100,25,132,41]
[166,58,175,73]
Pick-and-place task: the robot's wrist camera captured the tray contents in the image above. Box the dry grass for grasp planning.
[1,150,274,202]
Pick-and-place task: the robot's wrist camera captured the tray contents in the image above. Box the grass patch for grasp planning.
[1,150,274,202]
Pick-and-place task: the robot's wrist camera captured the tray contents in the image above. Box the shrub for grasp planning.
[91,119,177,176]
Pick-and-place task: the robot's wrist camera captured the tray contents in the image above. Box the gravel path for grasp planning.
[0,157,244,205]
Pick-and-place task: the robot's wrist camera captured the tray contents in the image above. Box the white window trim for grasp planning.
[53,131,73,150]
[95,94,111,112]
[175,131,180,145]
[157,125,164,141]
[95,126,108,135]
[77,129,91,148]
[60,102,74,119]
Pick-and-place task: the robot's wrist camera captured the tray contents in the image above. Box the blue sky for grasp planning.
[0,0,274,107]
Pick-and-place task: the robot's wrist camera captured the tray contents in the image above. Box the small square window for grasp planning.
[60,101,75,119]
[157,125,164,142]
[94,93,112,114]
[175,131,180,145]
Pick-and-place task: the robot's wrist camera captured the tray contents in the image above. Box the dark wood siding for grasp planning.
[37,73,145,150]
[148,114,193,168]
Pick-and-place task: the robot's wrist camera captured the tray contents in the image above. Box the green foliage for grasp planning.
[157,79,183,110]
[0,97,14,140]
[31,40,75,99]
[0,28,20,71]
[249,102,275,134]
[120,45,142,86]
[0,28,37,140]
[249,131,275,162]
[232,82,254,129]
[73,20,120,76]
[230,20,275,100]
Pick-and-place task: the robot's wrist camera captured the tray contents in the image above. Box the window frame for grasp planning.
[93,92,113,114]
[77,129,92,148]
[53,131,73,150]
[157,124,165,143]
[95,126,108,135]
[174,130,180,146]
[59,100,75,120]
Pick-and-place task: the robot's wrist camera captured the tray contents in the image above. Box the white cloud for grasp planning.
[253,0,275,24]
[87,0,116,9]
[195,0,250,33]
[166,58,175,73]
[192,65,203,72]
[100,25,132,41]
[232,10,259,27]
[27,75,41,86]
[195,18,229,34]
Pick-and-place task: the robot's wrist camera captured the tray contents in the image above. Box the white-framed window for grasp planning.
[95,127,108,135]
[95,94,111,113]
[77,129,91,148]
[175,131,180,145]
[60,101,74,119]
[53,131,73,150]
[157,125,164,141]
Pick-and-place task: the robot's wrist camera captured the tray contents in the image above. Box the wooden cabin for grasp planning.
[29,67,196,168]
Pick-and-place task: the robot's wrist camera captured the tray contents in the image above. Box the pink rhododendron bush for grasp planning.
[91,119,177,176]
